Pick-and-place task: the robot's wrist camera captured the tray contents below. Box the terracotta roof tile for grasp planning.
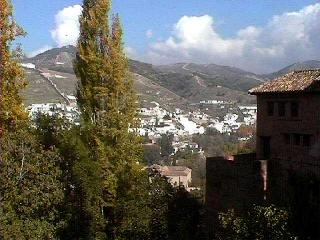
[249,69,320,94]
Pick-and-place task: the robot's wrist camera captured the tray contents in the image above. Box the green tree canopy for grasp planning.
[218,205,295,240]
[74,0,143,237]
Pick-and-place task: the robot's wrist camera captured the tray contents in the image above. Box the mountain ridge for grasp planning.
[22,46,320,108]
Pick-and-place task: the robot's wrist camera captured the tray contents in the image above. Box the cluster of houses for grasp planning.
[27,98,257,158]
[138,101,257,138]
[27,101,80,124]
[26,100,256,192]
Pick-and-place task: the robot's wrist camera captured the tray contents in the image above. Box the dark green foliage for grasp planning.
[159,134,174,157]
[148,171,174,240]
[217,205,295,240]
[193,130,226,157]
[0,129,64,239]
[143,144,162,165]
[73,0,145,238]
[0,2,65,239]
[168,188,202,240]
[33,114,94,239]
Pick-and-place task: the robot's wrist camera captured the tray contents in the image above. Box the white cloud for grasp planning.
[146,3,320,73]
[125,46,138,59]
[28,45,53,57]
[51,5,82,47]
[146,29,153,39]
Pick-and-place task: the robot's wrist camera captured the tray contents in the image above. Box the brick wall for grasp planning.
[205,92,320,239]
[257,93,320,239]
[256,93,320,166]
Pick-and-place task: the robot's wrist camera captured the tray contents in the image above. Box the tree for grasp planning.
[0,0,27,134]
[143,144,162,165]
[0,0,27,166]
[168,187,202,240]
[148,171,174,240]
[74,0,143,238]
[32,114,92,239]
[217,205,295,240]
[159,134,174,157]
[0,2,65,238]
[0,129,64,239]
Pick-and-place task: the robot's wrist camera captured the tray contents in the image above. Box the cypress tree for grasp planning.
[74,0,142,238]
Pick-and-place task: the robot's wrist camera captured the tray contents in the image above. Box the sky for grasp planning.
[12,0,320,73]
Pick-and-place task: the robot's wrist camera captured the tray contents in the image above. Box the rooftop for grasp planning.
[249,69,320,95]
[150,165,192,177]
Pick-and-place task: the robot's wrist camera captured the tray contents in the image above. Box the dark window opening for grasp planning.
[291,102,299,117]
[278,102,286,117]
[260,136,271,159]
[293,134,301,146]
[267,102,274,116]
[302,135,311,147]
[283,133,290,145]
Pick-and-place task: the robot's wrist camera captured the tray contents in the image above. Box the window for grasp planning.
[278,102,286,117]
[283,133,290,145]
[290,134,313,147]
[293,134,301,146]
[267,102,274,116]
[291,102,299,117]
[302,135,311,147]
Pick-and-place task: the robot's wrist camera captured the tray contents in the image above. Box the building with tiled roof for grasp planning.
[150,165,192,189]
[206,70,320,239]
[249,69,320,94]
[248,70,320,238]
[248,69,320,162]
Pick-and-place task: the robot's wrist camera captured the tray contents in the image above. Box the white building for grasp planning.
[27,103,80,124]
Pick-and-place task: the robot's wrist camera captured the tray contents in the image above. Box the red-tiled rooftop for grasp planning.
[249,69,320,95]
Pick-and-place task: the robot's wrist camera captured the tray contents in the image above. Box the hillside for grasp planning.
[23,46,320,109]
[23,46,262,108]
[264,60,320,79]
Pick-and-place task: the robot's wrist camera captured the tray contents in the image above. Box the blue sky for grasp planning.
[12,0,320,73]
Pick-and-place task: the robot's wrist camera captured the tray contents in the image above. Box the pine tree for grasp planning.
[74,0,142,238]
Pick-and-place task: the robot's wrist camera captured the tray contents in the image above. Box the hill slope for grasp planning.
[23,46,262,107]
[264,60,320,79]
[23,46,320,108]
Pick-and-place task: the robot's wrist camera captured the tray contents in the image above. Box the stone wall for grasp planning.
[268,158,320,239]
[205,153,265,238]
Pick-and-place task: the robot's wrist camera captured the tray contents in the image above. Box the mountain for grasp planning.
[22,46,320,109]
[24,46,320,111]
[22,46,260,108]
[26,45,76,74]
[264,60,320,79]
